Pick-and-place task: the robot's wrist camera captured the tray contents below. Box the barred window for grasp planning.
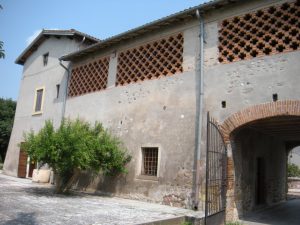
[142,147,158,176]
[218,1,300,63]
[116,33,184,86]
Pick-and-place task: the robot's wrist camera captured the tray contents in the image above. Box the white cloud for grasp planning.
[26,30,42,46]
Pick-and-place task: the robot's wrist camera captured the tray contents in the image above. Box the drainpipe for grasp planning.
[59,59,70,121]
[59,36,85,119]
[79,36,86,50]
[192,9,205,210]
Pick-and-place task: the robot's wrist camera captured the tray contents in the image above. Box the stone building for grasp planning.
[4,0,300,222]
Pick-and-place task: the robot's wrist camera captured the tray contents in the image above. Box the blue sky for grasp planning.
[0,0,206,100]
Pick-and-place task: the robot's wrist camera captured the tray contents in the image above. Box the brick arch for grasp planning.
[220,100,300,142]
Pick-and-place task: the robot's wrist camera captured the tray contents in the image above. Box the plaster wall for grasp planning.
[65,23,201,207]
[3,37,83,176]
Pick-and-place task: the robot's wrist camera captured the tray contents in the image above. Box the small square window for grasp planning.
[33,88,44,114]
[43,53,49,66]
[142,147,158,176]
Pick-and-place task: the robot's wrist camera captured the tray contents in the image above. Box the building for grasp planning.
[4,29,99,178]
[4,0,300,222]
[289,146,300,168]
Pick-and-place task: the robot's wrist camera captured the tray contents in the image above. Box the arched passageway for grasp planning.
[220,101,300,222]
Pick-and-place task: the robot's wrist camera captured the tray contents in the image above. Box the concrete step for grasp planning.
[137,215,204,225]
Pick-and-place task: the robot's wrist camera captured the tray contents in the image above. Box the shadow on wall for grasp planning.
[71,170,128,196]
[2,212,38,225]
[231,126,287,218]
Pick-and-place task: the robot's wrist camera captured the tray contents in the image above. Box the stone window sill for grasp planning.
[136,175,159,182]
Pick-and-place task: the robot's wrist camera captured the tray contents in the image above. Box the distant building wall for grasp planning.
[289,147,300,168]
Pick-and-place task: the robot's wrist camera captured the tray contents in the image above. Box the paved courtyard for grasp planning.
[0,173,203,225]
[241,194,300,225]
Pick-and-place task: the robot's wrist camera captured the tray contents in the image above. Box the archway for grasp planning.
[220,100,300,222]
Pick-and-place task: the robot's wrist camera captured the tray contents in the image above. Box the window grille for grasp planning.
[116,33,184,86]
[68,57,109,97]
[142,147,158,176]
[218,1,300,63]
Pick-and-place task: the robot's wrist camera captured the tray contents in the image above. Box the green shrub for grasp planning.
[22,119,131,193]
[288,163,300,177]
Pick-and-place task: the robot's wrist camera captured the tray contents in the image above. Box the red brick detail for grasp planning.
[68,56,110,97]
[218,1,300,63]
[116,33,183,86]
[221,100,300,142]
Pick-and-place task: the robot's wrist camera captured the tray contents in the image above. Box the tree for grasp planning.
[0,98,16,162]
[22,119,131,193]
[288,163,300,177]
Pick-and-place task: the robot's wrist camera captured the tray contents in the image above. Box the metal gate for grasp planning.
[205,112,227,225]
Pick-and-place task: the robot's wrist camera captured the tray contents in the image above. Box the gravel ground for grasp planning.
[0,173,203,225]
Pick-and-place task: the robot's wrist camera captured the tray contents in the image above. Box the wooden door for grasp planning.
[18,149,28,178]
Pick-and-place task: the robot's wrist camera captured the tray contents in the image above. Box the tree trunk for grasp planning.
[54,168,81,194]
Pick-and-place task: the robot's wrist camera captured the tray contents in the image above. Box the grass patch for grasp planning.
[226,222,243,225]
[181,222,192,225]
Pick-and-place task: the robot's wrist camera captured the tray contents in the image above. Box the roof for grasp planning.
[15,29,100,65]
[60,0,239,62]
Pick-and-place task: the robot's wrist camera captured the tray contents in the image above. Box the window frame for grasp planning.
[43,52,49,66]
[138,147,160,181]
[32,86,45,115]
[56,84,60,99]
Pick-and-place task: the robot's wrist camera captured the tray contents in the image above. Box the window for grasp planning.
[142,147,158,176]
[33,87,44,114]
[56,84,60,98]
[43,53,49,66]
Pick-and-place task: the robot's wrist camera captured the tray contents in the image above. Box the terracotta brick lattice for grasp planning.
[116,33,184,86]
[68,57,109,97]
[218,1,300,63]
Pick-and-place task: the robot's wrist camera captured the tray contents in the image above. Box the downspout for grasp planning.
[192,9,205,210]
[59,36,85,120]
[59,59,70,121]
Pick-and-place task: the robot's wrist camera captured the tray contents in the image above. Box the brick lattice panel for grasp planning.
[218,1,300,63]
[68,57,109,97]
[116,33,184,86]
